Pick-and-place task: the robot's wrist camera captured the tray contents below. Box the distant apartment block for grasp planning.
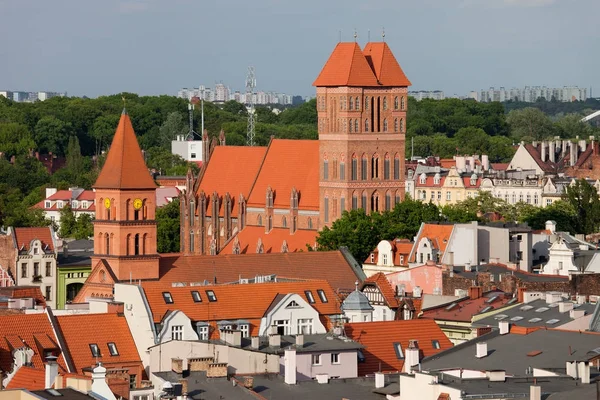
[0,90,66,102]
[409,90,445,101]
[178,85,295,106]
[479,86,587,103]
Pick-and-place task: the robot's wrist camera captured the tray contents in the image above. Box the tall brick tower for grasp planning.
[91,109,159,281]
[314,41,411,227]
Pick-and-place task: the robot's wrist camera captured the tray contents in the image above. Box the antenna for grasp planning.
[246,66,256,146]
[368,29,371,42]
[353,29,357,42]
[382,27,386,42]
[186,99,199,140]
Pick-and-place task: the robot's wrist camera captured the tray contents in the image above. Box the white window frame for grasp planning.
[171,325,183,341]
[274,319,290,335]
[382,253,388,265]
[331,353,340,365]
[45,201,51,208]
[311,354,322,366]
[198,326,209,340]
[297,318,313,335]
[238,324,250,338]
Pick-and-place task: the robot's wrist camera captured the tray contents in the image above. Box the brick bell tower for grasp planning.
[91,108,159,281]
[313,41,411,227]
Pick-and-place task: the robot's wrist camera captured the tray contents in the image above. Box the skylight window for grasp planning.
[162,292,173,304]
[304,291,315,304]
[510,316,523,322]
[507,298,518,305]
[393,342,404,359]
[520,305,534,311]
[445,303,458,311]
[485,296,499,304]
[191,291,202,303]
[89,344,101,357]
[480,306,493,314]
[317,289,328,303]
[494,314,508,320]
[546,319,560,325]
[107,342,119,356]
[535,307,549,313]
[528,318,542,323]
[548,303,559,308]
[206,290,217,302]
[432,340,441,349]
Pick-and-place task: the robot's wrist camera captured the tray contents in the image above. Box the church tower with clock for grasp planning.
[91,108,160,281]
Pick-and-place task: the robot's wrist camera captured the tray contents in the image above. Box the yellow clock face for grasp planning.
[104,198,111,209]
[133,198,143,210]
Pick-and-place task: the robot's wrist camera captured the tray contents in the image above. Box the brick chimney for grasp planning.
[469,286,482,300]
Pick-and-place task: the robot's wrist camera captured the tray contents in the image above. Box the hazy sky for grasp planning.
[1,0,598,98]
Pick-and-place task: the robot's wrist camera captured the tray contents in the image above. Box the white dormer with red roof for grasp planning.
[260,293,327,336]
[363,239,412,277]
[34,187,96,229]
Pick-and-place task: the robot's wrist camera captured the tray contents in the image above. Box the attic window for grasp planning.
[520,305,533,311]
[206,290,217,302]
[485,296,499,304]
[317,289,328,303]
[528,317,542,323]
[107,342,119,356]
[45,201,51,208]
[393,342,404,359]
[432,340,440,349]
[305,290,315,304]
[535,307,549,313]
[546,319,560,324]
[480,306,493,314]
[162,292,173,304]
[89,344,101,357]
[286,300,300,308]
[191,291,202,303]
[510,316,523,322]
[494,314,508,320]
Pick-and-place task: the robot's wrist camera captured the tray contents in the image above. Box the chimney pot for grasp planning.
[476,342,488,358]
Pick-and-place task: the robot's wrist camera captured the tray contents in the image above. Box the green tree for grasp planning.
[455,127,490,155]
[222,100,248,116]
[554,113,595,139]
[506,108,555,141]
[563,179,600,234]
[158,112,188,149]
[33,116,73,156]
[0,123,36,157]
[72,214,94,239]
[156,198,180,253]
[59,205,77,238]
[382,197,442,239]
[524,200,577,234]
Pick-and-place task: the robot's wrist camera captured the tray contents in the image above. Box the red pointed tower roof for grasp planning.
[94,109,157,190]
[313,42,380,87]
[362,42,411,87]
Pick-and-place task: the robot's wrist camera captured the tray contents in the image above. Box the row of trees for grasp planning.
[317,179,600,262]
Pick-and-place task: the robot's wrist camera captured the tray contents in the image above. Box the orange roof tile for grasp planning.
[0,286,47,306]
[363,273,399,308]
[219,227,317,255]
[510,325,542,335]
[346,320,452,376]
[13,227,54,252]
[56,313,141,373]
[409,224,454,263]
[420,291,512,323]
[198,146,266,217]
[141,280,340,324]
[439,159,456,169]
[94,110,156,190]
[362,42,411,87]
[6,366,46,390]
[313,42,380,87]
[157,250,364,292]
[0,314,67,373]
[247,139,319,210]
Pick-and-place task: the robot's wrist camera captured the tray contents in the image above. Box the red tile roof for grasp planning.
[157,250,364,292]
[462,176,481,188]
[0,286,47,306]
[219,227,317,255]
[346,320,452,376]
[13,227,55,252]
[523,144,556,173]
[0,314,67,373]
[313,42,380,87]
[247,139,320,211]
[420,291,512,323]
[94,110,157,190]
[198,146,266,216]
[491,163,509,171]
[409,224,454,263]
[142,280,340,327]
[6,366,46,390]
[363,273,399,308]
[362,42,412,87]
[415,174,446,188]
[439,159,456,169]
[56,313,141,373]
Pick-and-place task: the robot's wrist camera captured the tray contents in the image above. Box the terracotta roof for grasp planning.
[247,139,320,210]
[219,227,317,255]
[77,191,96,201]
[313,42,380,87]
[47,190,74,200]
[56,313,141,373]
[157,250,364,292]
[409,224,454,263]
[420,290,512,323]
[141,280,340,326]
[439,159,456,169]
[415,174,446,188]
[510,325,542,335]
[362,42,411,87]
[13,227,54,252]
[363,273,399,308]
[491,163,509,171]
[462,176,481,188]
[0,286,47,306]
[156,187,180,207]
[198,146,266,216]
[523,144,556,173]
[6,366,46,390]
[0,314,67,373]
[94,110,157,190]
[346,320,452,376]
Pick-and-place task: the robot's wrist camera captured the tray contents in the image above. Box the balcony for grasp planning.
[32,275,42,283]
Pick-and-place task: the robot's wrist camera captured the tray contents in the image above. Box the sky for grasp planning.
[0,0,598,98]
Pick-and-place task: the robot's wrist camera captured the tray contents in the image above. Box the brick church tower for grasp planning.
[314,41,411,227]
[91,109,159,281]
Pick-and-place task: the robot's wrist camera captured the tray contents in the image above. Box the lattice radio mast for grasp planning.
[246,66,256,146]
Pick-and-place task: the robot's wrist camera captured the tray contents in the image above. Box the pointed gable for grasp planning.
[94,110,156,190]
[312,42,380,87]
[362,42,411,87]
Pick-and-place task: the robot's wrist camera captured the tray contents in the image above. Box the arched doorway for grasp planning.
[66,282,84,303]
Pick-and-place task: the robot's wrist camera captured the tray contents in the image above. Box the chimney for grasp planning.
[316,374,329,384]
[545,220,556,234]
[251,336,260,350]
[63,243,69,258]
[464,262,472,272]
[374,372,385,389]
[403,340,420,374]
[295,334,304,348]
[476,342,488,358]
[579,361,590,384]
[447,252,454,267]
[570,141,577,166]
[469,286,482,300]
[481,155,489,171]
[530,385,541,400]
[541,141,547,162]
[570,309,585,319]
[268,334,281,348]
[91,363,116,400]
[284,349,296,385]
[549,140,556,162]
[172,358,183,374]
[499,320,510,335]
[45,355,59,389]
[566,361,578,379]
[558,302,574,313]
[576,294,587,304]
[225,330,241,347]
[178,379,188,396]
[487,370,506,382]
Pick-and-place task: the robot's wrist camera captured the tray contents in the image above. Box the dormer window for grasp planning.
[304,290,315,304]
[191,291,202,303]
[57,201,63,209]
[72,201,78,209]
[206,290,217,302]
[81,201,87,208]
[286,300,300,308]
[370,253,375,263]
[317,289,328,303]
[45,201,51,208]
[162,292,173,304]
[434,173,440,185]
[382,253,388,265]
[419,174,426,184]
[90,343,101,357]
[107,342,119,356]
